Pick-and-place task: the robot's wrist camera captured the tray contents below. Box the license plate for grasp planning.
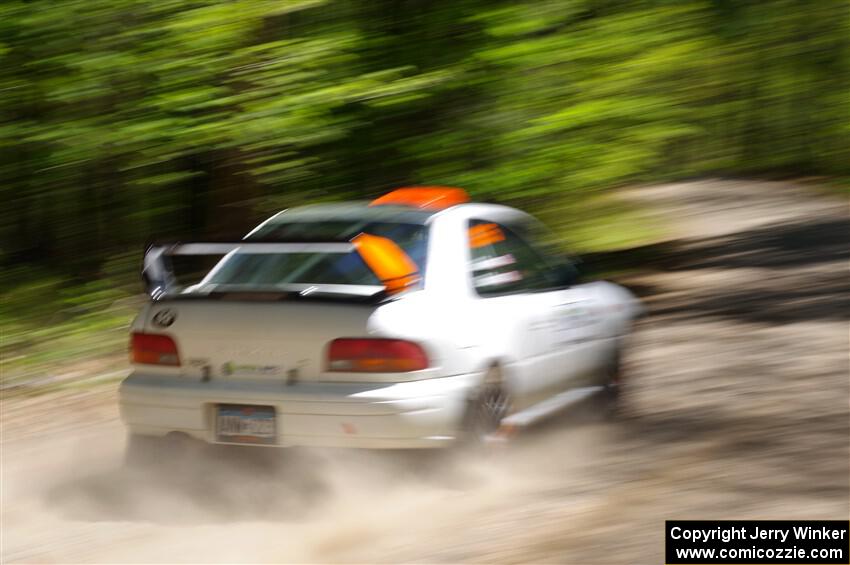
[215,404,276,445]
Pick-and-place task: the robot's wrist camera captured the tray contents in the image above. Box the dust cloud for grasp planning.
[1,398,612,563]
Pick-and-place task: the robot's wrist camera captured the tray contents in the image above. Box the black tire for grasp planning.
[460,366,511,444]
[603,345,625,418]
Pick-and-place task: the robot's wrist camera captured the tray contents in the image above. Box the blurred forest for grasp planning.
[2,0,848,277]
[1,0,848,384]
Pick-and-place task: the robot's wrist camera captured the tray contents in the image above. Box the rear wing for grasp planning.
[142,238,421,302]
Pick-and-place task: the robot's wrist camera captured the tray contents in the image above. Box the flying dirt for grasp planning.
[1,180,848,563]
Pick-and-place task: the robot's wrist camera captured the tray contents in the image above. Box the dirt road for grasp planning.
[2,180,847,563]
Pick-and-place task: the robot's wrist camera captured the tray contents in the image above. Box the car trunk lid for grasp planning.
[143,299,378,382]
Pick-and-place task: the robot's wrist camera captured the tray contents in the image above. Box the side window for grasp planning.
[468,220,559,297]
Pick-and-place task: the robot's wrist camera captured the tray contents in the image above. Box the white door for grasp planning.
[548,282,606,388]
[466,220,567,408]
[472,218,607,395]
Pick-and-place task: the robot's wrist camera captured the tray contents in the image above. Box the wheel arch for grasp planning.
[469,357,517,397]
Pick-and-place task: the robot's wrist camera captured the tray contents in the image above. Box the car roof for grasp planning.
[271,201,531,223]
[268,202,438,225]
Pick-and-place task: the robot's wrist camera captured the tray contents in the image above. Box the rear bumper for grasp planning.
[119,372,479,449]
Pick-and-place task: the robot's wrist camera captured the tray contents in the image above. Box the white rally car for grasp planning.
[120,187,641,455]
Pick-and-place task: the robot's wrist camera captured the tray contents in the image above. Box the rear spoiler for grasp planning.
[142,238,420,301]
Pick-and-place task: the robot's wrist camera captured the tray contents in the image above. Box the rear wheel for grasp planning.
[462,366,511,444]
[603,345,625,417]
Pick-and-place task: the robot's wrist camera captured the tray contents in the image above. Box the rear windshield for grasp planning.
[197,221,428,288]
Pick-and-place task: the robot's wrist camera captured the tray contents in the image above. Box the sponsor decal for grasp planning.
[221,361,281,376]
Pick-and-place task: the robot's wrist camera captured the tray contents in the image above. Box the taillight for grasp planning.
[326,338,429,373]
[131,332,180,366]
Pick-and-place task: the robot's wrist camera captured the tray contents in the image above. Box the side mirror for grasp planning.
[553,258,582,287]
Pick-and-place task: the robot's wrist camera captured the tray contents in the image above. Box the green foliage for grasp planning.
[1,0,848,272]
[0,264,141,388]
